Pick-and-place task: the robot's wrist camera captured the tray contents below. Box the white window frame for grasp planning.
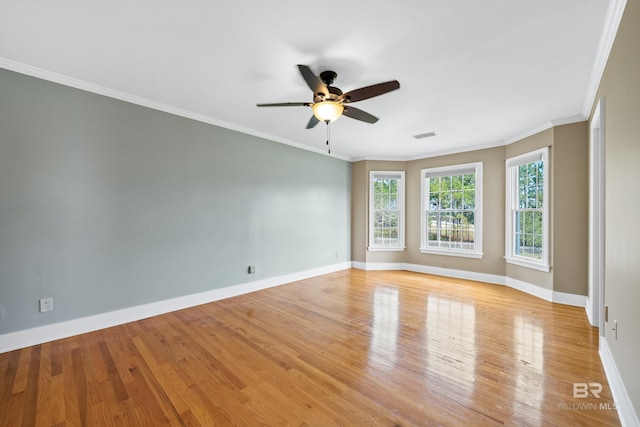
[420,162,483,259]
[505,147,550,272]
[368,171,406,251]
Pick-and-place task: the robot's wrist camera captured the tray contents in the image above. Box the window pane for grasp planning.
[441,213,451,242]
[516,232,524,256]
[533,211,542,235]
[388,211,398,228]
[441,176,451,191]
[374,228,383,245]
[389,179,397,194]
[374,194,383,210]
[374,211,383,227]
[441,192,452,209]
[516,211,525,233]
[452,190,463,209]
[464,190,475,209]
[527,187,537,209]
[536,185,544,208]
[452,175,463,191]
[463,173,475,189]
[537,161,544,185]
[389,194,398,210]
[519,165,527,187]
[533,235,543,259]
[528,163,538,186]
[429,177,440,192]
[518,187,527,209]
[429,191,440,210]
[382,179,390,192]
[464,211,475,223]
[427,212,438,243]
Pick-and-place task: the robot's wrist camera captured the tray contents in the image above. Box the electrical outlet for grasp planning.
[248,265,256,274]
[39,297,53,313]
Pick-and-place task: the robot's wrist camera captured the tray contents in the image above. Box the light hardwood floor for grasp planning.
[0,269,620,426]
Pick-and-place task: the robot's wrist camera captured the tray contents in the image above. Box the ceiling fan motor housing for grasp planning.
[319,70,337,86]
[315,71,344,102]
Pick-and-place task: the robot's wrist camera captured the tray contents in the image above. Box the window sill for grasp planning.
[368,246,406,252]
[420,248,483,259]
[505,256,551,272]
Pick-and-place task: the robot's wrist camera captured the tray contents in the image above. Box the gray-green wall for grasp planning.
[0,69,351,335]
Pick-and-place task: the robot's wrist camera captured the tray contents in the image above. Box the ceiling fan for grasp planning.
[257,65,400,129]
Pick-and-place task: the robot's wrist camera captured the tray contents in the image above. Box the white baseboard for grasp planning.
[351,261,403,271]
[0,261,588,354]
[600,338,640,427]
[353,262,585,308]
[553,290,588,307]
[505,276,553,301]
[404,262,505,286]
[586,295,595,325]
[503,277,586,307]
[0,262,351,354]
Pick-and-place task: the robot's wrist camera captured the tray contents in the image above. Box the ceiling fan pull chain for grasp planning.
[326,121,331,154]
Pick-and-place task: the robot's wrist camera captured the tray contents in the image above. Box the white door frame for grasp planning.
[588,98,605,333]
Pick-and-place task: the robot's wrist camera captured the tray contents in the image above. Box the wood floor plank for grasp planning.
[70,347,87,427]
[20,345,41,427]
[0,350,20,405]
[0,269,621,426]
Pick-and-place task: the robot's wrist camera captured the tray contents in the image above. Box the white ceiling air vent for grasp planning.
[413,131,436,140]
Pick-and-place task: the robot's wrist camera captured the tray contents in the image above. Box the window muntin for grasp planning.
[369,171,405,251]
[421,163,483,258]
[505,148,550,271]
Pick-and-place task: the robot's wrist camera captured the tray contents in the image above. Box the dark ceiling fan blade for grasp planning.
[256,102,312,107]
[306,115,320,129]
[297,65,329,97]
[342,106,379,124]
[342,80,400,103]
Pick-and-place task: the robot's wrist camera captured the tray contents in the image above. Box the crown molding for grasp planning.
[550,114,588,127]
[0,58,351,162]
[351,113,590,162]
[582,0,628,117]
[501,121,553,146]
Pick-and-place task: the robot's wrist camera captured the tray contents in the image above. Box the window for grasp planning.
[369,171,405,251]
[420,163,483,258]
[505,147,550,271]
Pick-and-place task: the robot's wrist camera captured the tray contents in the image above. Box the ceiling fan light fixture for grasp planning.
[312,101,344,123]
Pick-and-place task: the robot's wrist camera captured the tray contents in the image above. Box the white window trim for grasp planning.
[504,147,551,272]
[368,171,406,251]
[420,162,483,259]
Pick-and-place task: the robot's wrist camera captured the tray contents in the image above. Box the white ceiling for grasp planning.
[0,0,613,160]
